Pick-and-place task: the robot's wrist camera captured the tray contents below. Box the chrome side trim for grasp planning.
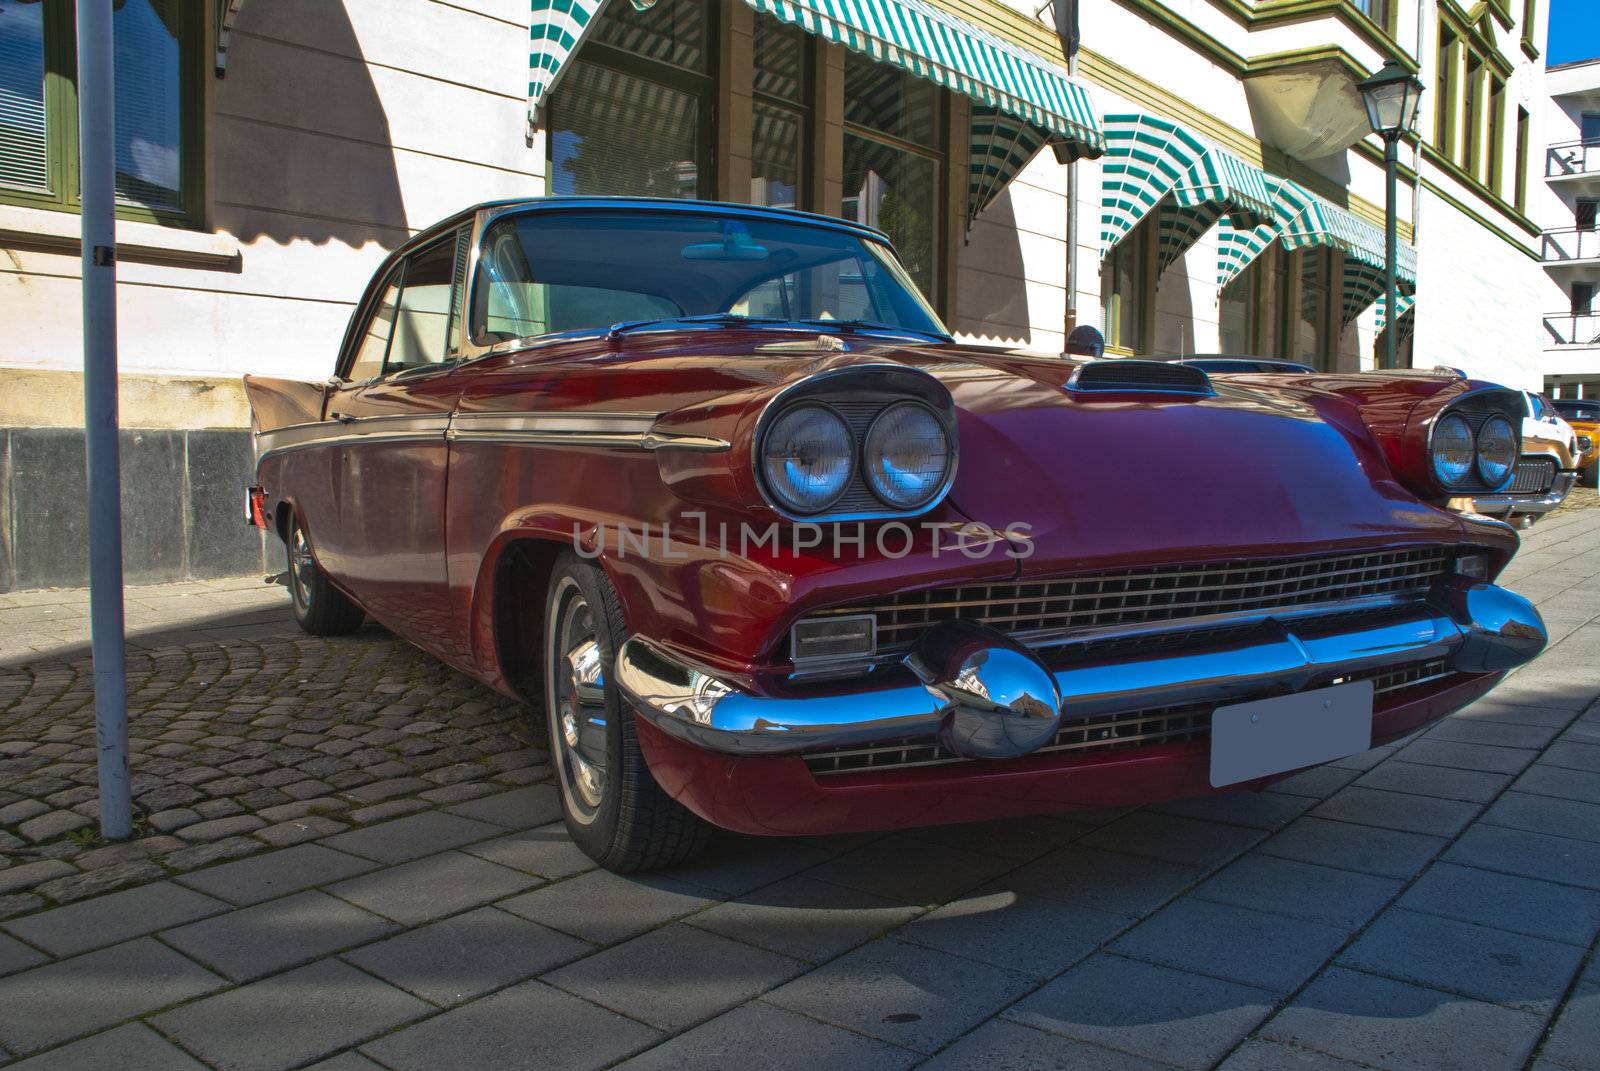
[615,580,1547,758]
[447,411,730,451]
[255,414,452,466]
[257,410,731,463]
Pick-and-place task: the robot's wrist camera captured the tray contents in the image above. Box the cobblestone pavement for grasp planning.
[0,505,1597,1070]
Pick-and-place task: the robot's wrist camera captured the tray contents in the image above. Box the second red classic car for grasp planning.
[246,198,1547,871]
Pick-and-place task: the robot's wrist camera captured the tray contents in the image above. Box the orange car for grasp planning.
[1553,399,1598,486]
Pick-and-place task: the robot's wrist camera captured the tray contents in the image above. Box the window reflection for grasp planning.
[0,0,48,191]
[113,0,184,211]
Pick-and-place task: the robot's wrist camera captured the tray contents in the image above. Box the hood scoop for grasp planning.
[1067,360,1214,397]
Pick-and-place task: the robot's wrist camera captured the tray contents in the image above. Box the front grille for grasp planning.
[1508,456,1557,494]
[802,658,1453,776]
[805,546,1453,659]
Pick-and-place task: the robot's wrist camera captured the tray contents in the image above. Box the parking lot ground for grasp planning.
[1,496,1598,1069]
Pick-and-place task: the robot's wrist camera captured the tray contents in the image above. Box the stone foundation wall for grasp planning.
[0,428,271,592]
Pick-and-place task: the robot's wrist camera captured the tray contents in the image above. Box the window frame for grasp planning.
[839,55,948,305]
[1101,214,1155,355]
[380,232,465,378]
[749,16,814,211]
[545,0,720,201]
[337,228,468,383]
[1515,106,1530,211]
[0,0,206,227]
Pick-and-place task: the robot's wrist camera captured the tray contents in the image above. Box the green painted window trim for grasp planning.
[1514,106,1530,213]
[0,0,206,228]
[1520,0,1541,58]
[1436,27,1458,160]
[1420,143,1539,238]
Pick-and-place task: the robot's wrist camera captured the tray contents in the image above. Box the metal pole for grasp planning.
[1383,135,1399,371]
[1063,51,1079,354]
[77,0,132,842]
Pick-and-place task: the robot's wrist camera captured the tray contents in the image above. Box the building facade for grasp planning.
[0,0,1553,591]
[1538,56,1600,400]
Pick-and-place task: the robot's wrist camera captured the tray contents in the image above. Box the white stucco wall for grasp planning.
[0,0,542,392]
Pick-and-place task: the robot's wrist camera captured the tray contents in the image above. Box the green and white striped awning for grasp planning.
[529,0,607,123]
[747,0,1102,152]
[1102,114,1274,254]
[1375,291,1416,334]
[1216,176,1417,321]
[747,0,1103,231]
[967,107,1053,231]
[530,0,1103,226]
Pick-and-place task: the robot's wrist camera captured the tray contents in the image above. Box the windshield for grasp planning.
[470,209,948,346]
[1555,401,1600,421]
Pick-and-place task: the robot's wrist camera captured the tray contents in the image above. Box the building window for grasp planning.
[550,0,714,200]
[1273,248,1333,369]
[0,0,201,223]
[1578,198,1599,231]
[840,53,943,300]
[1583,113,1600,145]
[1573,282,1595,316]
[1515,107,1530,210]
[1218,266,1260,355]
[1435,26,1456,156]
[1101,215,1151,353]
[751,17,808,209]
[1487,76,1505,193]
[1461,51,1481,175]
[1350,0,1391,33]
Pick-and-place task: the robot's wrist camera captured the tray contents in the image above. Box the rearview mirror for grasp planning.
[682,220,769,262]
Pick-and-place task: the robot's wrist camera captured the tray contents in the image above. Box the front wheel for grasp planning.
[286,514,365,636]
[544,553,712,871]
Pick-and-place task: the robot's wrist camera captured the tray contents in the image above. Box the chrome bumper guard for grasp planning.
[1472,472,1578,517]
[613,580,1547,761]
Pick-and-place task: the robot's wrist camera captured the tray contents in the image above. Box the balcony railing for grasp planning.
[1547,139,1600,179]
[1544,311,1600,345]
[1543,228,1600,263]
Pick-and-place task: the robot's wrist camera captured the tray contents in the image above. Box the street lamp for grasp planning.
[1358,59,1424,370]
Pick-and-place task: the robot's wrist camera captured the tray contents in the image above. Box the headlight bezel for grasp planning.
[757,402,856,515]
[1428,412,1476,490]
[749,368,960,522]
[1473,414,1517,491]
[861,400,954,511]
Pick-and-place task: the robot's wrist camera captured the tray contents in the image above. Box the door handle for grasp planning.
[330,412,358,424]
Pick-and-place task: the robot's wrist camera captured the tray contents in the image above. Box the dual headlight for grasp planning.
[760,401,953,515]
[1431,412,1516,490]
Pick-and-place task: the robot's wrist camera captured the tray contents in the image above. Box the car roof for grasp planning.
[397,196,891,259]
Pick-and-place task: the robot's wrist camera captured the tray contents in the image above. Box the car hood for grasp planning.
[905,350,1469,576]
[481,333,1471,570]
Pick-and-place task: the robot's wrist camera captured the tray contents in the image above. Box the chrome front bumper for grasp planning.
[613,580,1547,760]
[1472,472,1578,517]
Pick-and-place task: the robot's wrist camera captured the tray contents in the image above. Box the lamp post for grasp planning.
[1357,59,1425,371]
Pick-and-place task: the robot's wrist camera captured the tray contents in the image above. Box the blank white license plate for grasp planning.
[1209,681,1374,788]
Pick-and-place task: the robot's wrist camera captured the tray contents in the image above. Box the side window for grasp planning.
[346,266,402,382]
[386,236,459,373]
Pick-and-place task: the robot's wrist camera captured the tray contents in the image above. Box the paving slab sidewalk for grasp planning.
[0,496,1596,1068]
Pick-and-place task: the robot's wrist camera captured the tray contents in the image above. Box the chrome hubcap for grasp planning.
[290,528,315,608]
[551,581,608,820]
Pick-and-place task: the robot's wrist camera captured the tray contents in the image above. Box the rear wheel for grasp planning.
[286,514,365,636]
[544,553,712,871]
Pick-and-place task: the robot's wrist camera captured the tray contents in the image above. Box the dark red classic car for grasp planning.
[246,198,1547,871]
